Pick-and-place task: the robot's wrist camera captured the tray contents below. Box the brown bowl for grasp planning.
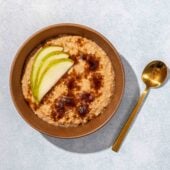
[10,23,125,138]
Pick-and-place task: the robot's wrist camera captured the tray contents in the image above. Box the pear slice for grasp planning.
[35,52,69,90]
[35,58,74,103]
[31,46,63,90]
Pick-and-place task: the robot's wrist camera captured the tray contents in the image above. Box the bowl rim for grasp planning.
[10,23,125,138]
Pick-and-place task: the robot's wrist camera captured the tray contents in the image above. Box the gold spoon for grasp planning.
[112,60,168,152]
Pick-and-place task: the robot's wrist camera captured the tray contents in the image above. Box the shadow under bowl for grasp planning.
[10,23,125,138]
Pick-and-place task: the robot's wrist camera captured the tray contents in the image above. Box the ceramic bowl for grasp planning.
[10,23,125,138]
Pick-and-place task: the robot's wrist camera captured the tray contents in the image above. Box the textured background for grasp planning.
[0,0,170,170]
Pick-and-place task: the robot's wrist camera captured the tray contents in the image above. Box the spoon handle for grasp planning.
[112,87,149,152]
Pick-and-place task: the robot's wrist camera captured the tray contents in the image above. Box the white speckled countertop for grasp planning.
[0,0,170,170]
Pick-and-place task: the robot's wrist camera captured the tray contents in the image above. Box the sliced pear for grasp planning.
[35,58,74,102]
[35,52,69,90]
[31,46,63,91]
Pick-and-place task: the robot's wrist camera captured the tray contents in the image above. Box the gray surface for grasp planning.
[0,0,170,170]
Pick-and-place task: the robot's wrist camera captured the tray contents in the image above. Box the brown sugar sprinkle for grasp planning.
[65,76,80,90]
[62,95,75,107]
[76,38,84,47]
[51,111,57,121]
[80,92,94,103]
[64,68,81,90]
[91,73,103,91]
[51,94,76,120]
[70,55,78,64]
[82,54,99,71]
[75,74,81,80]
[77,103,89,117]
[65,77,75,89]
[87,58,99,71]
[51,98,65,120]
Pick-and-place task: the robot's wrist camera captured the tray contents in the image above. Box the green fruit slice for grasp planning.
[35,52,69,90]
[35,58,74,102]
[31,46,63,91]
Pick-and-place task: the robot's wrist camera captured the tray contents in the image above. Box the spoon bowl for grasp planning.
[142,61,168,88]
